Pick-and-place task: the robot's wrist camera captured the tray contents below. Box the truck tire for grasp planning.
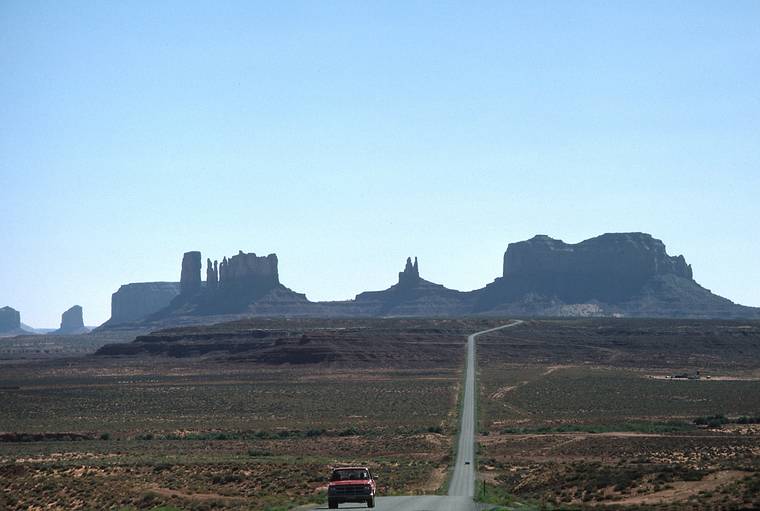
[328,498,338,509]
[368,496,375,508]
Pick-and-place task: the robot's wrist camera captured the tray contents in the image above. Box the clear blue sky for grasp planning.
[2,1,759,327]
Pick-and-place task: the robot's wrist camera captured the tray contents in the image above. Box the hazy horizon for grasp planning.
[2,1,759,327]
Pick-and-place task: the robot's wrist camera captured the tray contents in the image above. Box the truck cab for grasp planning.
[327,466,376,508]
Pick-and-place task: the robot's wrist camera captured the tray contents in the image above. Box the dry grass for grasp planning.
[476,319,760,510]
[0,318,489,510]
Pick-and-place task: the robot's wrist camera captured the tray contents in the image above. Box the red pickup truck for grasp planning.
[327,466,376,508]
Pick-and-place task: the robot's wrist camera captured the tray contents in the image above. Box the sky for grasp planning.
[1,1,759,327]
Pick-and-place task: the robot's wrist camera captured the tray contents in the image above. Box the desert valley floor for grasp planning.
[1,318,759,510]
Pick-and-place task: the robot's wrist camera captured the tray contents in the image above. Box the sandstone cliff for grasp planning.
[503,233,691,295]
[0,306,24,336]
[218,251,279,291]
[53,305,89,335]
[180,251,202,295]
[475,233,757,318]
[99,234,760,328]
[149,249,307,322]
[107,282,181,325]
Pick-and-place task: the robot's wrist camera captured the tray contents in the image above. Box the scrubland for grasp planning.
[0,318,494,510]
[2,318,759,510]
[477,319,760,510]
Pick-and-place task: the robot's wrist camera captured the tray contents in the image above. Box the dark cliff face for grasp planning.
[204,251,282,313]
[53,305,90,335]
[504,233,692,280]
[60,305,84,330]
[109,282,181,325]
[180,251,202,295]
[0,306,21,332]
[99,235,760,328]
[218,251,280,294]
[489,233,694,305]
[155,250,296,318]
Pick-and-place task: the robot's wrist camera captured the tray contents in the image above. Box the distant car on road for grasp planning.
[327,466,376,509]
[464,461,470,465]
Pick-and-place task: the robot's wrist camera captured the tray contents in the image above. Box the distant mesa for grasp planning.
[179,250,280,299]
[210,250,279,296]
[98,233,760,330]
[53,305,90,335]
[503,233,692,287]
[0,306,21,331]
[106,282,181,326]
[0,306,25,337]
[474,232,754,318]
[148,249,309,322]
[60,305,84,331]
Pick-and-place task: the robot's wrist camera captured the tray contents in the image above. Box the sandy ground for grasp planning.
[604,470,749,505]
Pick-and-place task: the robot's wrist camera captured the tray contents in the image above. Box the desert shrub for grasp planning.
[502,421,693,435]
[338,426,359,436]
[693,414,729,427]
[138,492,159,506]
[152,463,172,473]
[211,473,243,484]
[743,474,760,498]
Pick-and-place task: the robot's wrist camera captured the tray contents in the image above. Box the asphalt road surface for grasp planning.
[314,321,523,511]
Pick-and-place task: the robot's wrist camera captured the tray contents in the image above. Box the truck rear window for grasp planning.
[331,469,369,481]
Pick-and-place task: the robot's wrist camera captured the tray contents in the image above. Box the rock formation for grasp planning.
[474,232,758,318]
[218,251,279,289]
[98,234,760,328]
[144,249,302,321]
[495,233,691,303]
[61,305,84,330]
[106,282,181,325]
[350,257,472,316]
[206,258,218,289]
[219,256,228,283]
[0,306,21,333]
[505,233,691,280]
[398,257,420,287]
[180,251,202,294]
[54,305,89,335]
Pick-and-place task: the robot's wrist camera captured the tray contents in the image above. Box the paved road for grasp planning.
[447,321,524,499]
[313,321,523,511]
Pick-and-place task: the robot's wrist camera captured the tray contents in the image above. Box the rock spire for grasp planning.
[206,258,218,289]
[398,256,420,286]
[180,251,202,294]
